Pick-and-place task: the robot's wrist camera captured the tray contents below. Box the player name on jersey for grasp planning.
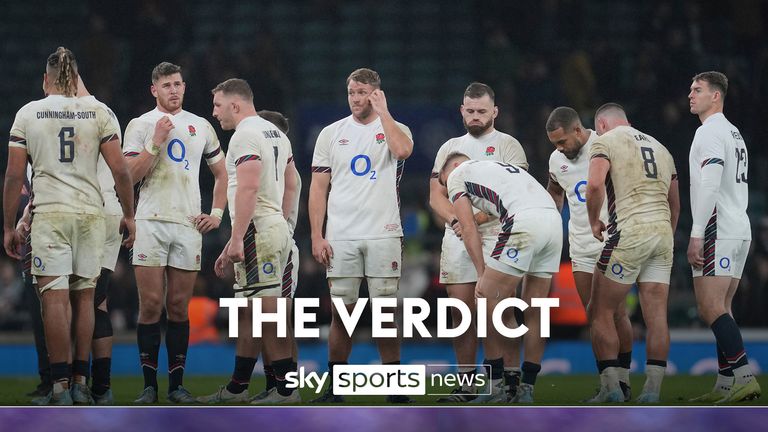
[35,110,97,120]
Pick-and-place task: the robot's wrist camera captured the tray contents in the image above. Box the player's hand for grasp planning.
[120,217,136,249]
[591,220,606,242]
[687,237,704,269]
[151,116,174,150]
[3,228,24,260]
[193,213,221,234]
[312,237,334,267]
[214,252,232,278]
[368,89,389,116]
[451,218,463,238]
[15,219,30,238]
[474,212,490,225]
[228,238,245,263]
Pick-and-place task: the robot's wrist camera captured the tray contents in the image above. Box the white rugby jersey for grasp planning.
[226,115,293,226]
[311,115,412,240]
[431,130,528,177]
[548,130,607,255]
[123,108,223,226]
[432,130,528,236]
[9,95,120,215]
[447,160,557,231]
[81,96,123,216]
[689,113,750,240]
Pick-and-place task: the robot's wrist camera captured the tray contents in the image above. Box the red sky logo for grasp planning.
[485,146,495,156]
[376,133,385,144]
[188,125,197,136]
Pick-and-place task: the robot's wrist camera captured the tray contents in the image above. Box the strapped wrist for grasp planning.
[145,141,161,156]
[210,208,224,219]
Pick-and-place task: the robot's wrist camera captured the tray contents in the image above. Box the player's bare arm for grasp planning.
[308,171,333,266]
[430,177,490,235]
[452,195,484,282]
[124,116,173,183]
[546,176,565,212]
[100,137,136,248]
[586,156,609,242]
[281,162,299,222]
[229,159,262,263]
[194,158,227,234]
[2,146,27,259]
[668,177,680,234]
[369,89,413,160]
[428,177,456,227]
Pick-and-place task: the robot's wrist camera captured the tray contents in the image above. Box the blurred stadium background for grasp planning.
[1,0,768,379]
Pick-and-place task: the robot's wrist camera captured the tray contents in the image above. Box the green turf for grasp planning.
[2,375,766,406]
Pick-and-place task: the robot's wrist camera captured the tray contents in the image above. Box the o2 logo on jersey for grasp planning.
[574,180,587,203]
[506,248,519,263]
[611,263,624,279]
[168,139,190,170]
[262,262,274,275]
[33,257,45,272]
[351,154,377,181]
[720,257,731,270]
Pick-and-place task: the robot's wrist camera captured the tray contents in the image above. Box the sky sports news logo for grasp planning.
[286,364,490,396]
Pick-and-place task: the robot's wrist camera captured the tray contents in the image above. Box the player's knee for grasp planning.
[166,302,189,321]
[699,305,725,326]
[139,296,164,320]
[586,302,598,323]
[613,306,628,322]
[38,275,69,294]
[368,277,399,299]
[329,277,362,305]
[93,308,113,339]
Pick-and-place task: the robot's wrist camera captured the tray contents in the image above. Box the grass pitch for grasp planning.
[1,374,766,406]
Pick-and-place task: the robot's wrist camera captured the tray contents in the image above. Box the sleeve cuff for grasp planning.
[690,225,705,238]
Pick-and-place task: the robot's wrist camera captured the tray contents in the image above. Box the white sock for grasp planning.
[459,367,477,392]
[642,365,665,395]
[618,367,630,385]
[52,380,68,394]
[491,378,504,390]
[732,364,755,386]
[600,367,620,392]
[714,373,734,393]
